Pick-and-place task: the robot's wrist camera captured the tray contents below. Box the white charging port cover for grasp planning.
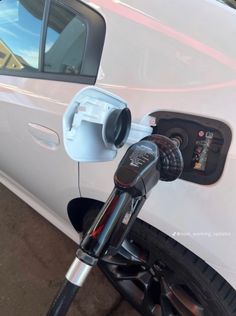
[63,87,131,162]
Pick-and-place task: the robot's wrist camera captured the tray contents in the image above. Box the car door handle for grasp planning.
[28,123,60,150]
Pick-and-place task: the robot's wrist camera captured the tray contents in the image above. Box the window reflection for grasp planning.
[44,1,87,75]
[0,0,44,71]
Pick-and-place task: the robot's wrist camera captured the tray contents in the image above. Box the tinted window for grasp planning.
[44,1,87,75]
[0,0,44,72]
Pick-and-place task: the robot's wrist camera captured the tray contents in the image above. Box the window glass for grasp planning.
[44,1,87,75]
[0,0,44,71]
[217,0,236,9]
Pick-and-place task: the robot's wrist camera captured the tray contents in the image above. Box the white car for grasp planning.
[0,0,236,315]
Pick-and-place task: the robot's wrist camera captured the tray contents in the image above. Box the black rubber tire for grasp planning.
[100,218,236,316]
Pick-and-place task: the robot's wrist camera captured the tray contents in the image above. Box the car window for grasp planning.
[0,0,105,83]
[44,1,87,76]
[0,0,44,72]
[217,0,236,9]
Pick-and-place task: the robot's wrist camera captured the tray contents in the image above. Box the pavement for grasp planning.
[0,184,139,316]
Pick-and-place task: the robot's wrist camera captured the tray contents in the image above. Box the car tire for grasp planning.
[98,218,236,316]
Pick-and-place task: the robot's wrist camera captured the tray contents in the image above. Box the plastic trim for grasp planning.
[39,0,52,71]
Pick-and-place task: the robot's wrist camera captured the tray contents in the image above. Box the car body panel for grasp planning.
[80,0,236,288]
[0,77,84,222]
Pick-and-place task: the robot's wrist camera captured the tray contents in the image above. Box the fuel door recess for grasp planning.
[150,111,232,185]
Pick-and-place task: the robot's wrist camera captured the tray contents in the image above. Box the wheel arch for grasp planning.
[67,194,236,291]
[67,197,103,232]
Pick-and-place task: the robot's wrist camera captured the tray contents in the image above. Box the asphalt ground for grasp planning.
[0,184,139,316]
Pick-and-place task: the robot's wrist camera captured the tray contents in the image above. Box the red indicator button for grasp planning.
[198,130,205,137]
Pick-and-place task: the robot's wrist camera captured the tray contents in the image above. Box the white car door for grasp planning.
[0,0,105,233]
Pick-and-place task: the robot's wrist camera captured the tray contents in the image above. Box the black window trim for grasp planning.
[0,0,106,85]
[39,0,51,72]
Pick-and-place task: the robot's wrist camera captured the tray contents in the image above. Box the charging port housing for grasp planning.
[150,111,232,185]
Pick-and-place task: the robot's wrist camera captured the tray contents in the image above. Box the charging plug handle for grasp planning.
[79,135,183,260]
[114,140,161,197]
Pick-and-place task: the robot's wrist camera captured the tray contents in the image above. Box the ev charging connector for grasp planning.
[48,88,184,316]
[47,135,183,316]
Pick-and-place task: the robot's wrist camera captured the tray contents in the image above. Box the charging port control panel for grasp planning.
[150,111,232,185]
